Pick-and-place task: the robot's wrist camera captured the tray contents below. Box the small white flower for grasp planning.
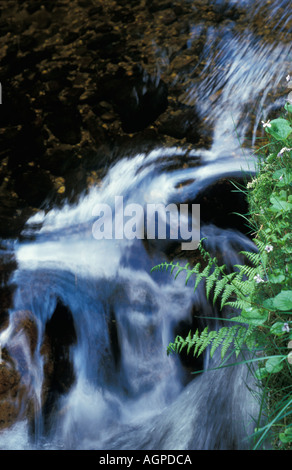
[265,245,273,253]
[279,175,283,181]
[286,74,291,82]
[277,147,292,157]
[254,274,265,283]
[261,119,271,128]
[282,323,290,333]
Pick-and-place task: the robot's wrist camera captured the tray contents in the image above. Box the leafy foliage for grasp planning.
[151,87,292,449]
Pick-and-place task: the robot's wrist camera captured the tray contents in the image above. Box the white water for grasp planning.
[0,149,259,450]
[0,0,291,450]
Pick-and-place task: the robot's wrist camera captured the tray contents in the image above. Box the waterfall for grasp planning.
[0,149,260,450]
[0,0,291,450]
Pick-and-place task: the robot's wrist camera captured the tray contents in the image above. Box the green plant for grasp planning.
[151,83,292,449]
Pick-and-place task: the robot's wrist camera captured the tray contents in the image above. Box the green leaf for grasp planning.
[265,356,284,374]
[279,427,292,444]
[270,322,287,336]
[272,290,292,311]
[273,169,292,186]
[270,192,292,212]
[241,307,268,325]
[269,273,285,284]
[262,298,275,310]
[266,118,292,140]
[284,102,292,114]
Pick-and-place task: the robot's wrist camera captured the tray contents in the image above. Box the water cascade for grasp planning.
[0,0,291,450]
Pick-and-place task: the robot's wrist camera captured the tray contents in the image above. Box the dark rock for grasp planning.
[63,31,79,45]
[146,0,173,13]
[26,2,55,14]
[88,6,103,16]
[111,8,135,23]
[157,108,201,142]
[44,102,82,144]
[91,23,113,34]
[195,178,249,233]
[6,124,46,170]
[14,169,53,207]
[0,311,9,333]
[82,107,107,145]
[41,300,77,429]
[0,89,36,128]
[0,20,11,37]
[116,0,141,6]
[18,35,38,53]
[0,285,14,311]
[100,66,168,133]
[39,64,75,83]
[31,7,52,29]
[86,32,122,50]
[2,48,56,79]
[42,146,80,176]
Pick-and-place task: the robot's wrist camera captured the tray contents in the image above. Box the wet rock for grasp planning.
[14,169,53,207]
[101,66,168,133]
[0,89,36,128]
[157,108,201,142]
[31,6,52,29]
[146,0,173,13]
[44,102,82,145]
[82,106,107,143]
[11,310,39,357]
[87,32,122,51]
[111,8,135,23]
[0,399,21,431]
[42,145,80,176]
[88,6,103,16]
[6,124,46,170]
[0,310,41,430]
[18,35,38,53]
[0,363,20,396]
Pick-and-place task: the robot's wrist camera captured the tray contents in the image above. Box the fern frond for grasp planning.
[209,327,229,358]
[204,265,222,299]
[240,251,261,266]
[253,239,268,253]
[220,284,237,309]
[168,324,252,361]
[194,259,213,291]
[220,326,240,359]
[234,264,259,280]
[226,299,252,310]
[185,263,201,286]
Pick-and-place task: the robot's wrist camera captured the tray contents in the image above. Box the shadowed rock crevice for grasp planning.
[41,300,77,432]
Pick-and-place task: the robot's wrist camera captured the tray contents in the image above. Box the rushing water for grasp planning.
[0,0,291,450]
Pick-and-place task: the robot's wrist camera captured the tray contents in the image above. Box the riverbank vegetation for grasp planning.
[152,79,292,450]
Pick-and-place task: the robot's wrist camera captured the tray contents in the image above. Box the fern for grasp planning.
[152,236,266,363]
[167,324,252,360]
